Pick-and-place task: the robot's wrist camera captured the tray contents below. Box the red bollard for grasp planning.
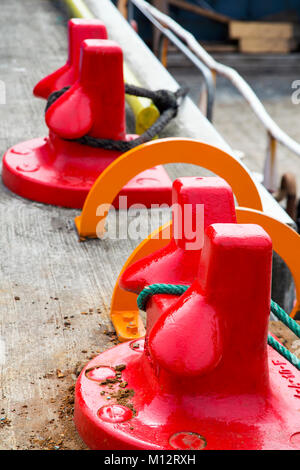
[119,176,236,292]
[74,181,300,450]
[2,38,172,208]
[33,19,108,99]
[45,39,126,141]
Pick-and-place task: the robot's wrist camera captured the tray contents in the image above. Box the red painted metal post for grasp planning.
[46,40,126,140]
[119,176,236,292]
[33,19,108,99]
[74,178,300,449]
[147,224,272,383]
[2,33,172,209]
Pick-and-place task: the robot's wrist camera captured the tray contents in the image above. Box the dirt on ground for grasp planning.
[1,328,119,451]
[26,378,87,450]
[269,320,300,355]
[4,322,296,450]
[9,361,90,450]
[30,329,120,451]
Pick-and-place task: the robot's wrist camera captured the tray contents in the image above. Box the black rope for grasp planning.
[45,86,70,112]
[45,84,188,152]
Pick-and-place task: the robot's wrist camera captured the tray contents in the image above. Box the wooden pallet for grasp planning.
[230,21,300,53]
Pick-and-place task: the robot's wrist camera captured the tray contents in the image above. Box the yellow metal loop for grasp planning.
[75,138,262,238]
[110,222,171,342]
[111,207,300,341]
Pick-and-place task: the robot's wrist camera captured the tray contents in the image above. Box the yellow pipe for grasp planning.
[123,65,159,134]
[62,0,159,134]
[63,0,94,18]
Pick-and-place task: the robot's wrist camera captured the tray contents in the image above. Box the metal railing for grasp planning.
[126,0,300,194]
[126,0,216,121]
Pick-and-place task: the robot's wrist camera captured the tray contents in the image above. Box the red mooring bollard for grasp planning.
[33,19,108,99]
[119,176,236,292]
[74,177,300,450]
[2,22,172,209]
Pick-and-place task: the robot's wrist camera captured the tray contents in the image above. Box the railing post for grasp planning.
[153,0,168,55]
[158,35,169,67]
[117,0,128,19]
[198,69,216,122]
[263,131,279,193]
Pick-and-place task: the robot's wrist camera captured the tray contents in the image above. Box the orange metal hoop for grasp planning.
[75,138,262,238]
[111,207,300,341]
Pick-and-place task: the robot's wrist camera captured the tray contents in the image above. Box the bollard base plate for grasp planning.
[2,136,172,209]
[74,339,300,450]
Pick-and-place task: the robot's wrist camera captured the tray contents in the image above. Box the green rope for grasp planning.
[137,283,300,371]
[267,334,300,370]
[137,283,189,311]
[270,299,300,339]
